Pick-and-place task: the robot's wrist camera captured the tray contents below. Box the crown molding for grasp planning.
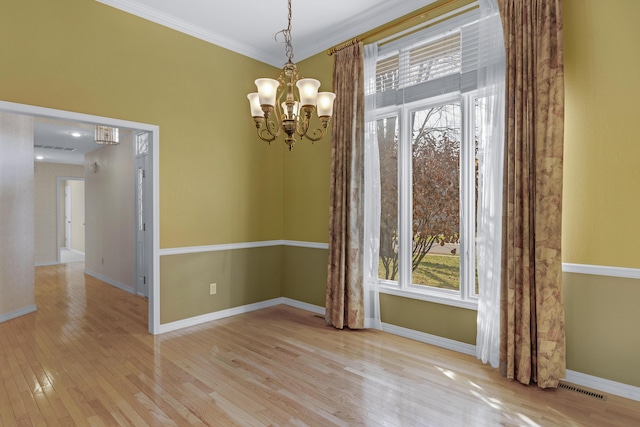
[95,0,282,66]
[95,0,440,66]
[295,0,440,61]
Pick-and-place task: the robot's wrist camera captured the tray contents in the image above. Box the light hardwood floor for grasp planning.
[1,263,639,426]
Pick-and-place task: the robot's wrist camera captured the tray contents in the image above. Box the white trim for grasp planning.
[56,176,84,264]
[0,305,37,323]
[157,298,326,334]
[158,298,284,334]
[565,370,640,403]
[159,240,284,256]
[85,269,135,295]
[159,240,329,256]
[280,298,326,315]
[379,285,478,310]
[35,262,59,267]
[0,99,161,336]
[562,263,640,280]
[281,240,329,250]
[381,322,477,356]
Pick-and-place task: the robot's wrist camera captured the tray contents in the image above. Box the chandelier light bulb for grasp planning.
[317,92,336,117]
[255,78,279,107]
[296,79,320,107]
[247,93,264,117]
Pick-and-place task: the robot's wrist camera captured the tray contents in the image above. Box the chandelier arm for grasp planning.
[295,115,309,138]
[302,126,329,143]
[262,108,283,139]
[256,127,277,143]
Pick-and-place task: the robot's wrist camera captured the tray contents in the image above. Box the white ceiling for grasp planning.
[34,119,101,165]
[96,0,438,67]
[35,0,438,163]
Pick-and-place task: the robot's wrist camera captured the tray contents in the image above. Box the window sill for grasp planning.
[379,284,478,311]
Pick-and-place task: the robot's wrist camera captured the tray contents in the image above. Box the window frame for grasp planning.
[376,92,479,310]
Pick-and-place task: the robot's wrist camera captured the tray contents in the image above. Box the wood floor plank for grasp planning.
[1,263,640,426]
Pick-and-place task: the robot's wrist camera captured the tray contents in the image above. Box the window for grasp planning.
[368,9,483,308]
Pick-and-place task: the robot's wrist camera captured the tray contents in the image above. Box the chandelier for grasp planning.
[95,125,119,145]
[247,0,336,150]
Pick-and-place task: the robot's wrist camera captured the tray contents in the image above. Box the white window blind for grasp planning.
[372,8,483,108]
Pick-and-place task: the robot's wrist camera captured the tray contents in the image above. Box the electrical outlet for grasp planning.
[210,283,217,295]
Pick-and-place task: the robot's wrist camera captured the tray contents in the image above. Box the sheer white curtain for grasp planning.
[363,43,382,330]
[475,0,506,368]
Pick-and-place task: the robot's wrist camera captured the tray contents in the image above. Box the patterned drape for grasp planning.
[497,0,566,388]
[325,42,365,330]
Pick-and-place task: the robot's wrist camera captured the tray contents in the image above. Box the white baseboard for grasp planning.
[0,304,37,323]
[35,261,58,267]
[381,322,477,356]
[158,298,285,334]
[84,269,135,295]
[565,370,640,402]
[280,298,326,315]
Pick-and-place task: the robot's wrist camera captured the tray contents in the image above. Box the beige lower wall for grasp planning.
[281,246,477,344]
[159,246,283,324]
[282,246,328,307]
[380,294,477,345]
[0,112,35,318]
[564,272,640,387]
[34,163,84,265]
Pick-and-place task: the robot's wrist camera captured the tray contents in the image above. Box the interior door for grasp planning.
[64,184,72,249]
[135,132,151,298]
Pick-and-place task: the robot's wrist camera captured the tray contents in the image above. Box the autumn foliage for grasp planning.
[378,105,460,281]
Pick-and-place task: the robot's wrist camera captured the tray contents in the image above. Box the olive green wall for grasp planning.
[563,0,640,268]
[282,246,328,306]
[561,0,640,388]
[564,273,640,387]
[282,53,333,243]
[160,247,282,324]
[380,294,477,345]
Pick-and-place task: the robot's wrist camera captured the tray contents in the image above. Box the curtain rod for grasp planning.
[326,0,462,55]
[327,39,360,56]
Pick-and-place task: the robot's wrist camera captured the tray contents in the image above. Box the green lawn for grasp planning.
[380,253,478,292]
[413,254,460,290]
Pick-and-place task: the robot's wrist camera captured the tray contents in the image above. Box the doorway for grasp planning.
[1,100,160,334]
[59,178,85,264]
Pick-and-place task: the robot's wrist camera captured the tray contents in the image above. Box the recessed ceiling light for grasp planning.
[69,131,83,137]
[36,155,44,160]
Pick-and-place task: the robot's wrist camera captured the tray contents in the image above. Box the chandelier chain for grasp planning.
[275,0,294,62]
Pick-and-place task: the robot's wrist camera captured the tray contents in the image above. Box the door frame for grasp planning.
[65,184,72,249]
[57,177,84,262]
[1,100,161,335]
